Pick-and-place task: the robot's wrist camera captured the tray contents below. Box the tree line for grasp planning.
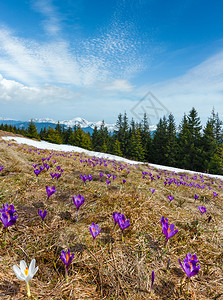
[0,107,222,174]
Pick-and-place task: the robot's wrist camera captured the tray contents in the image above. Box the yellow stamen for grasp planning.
[167,227,170,233]
[92,227,95,232]
[66,253,70,262]
[24,267,28,276]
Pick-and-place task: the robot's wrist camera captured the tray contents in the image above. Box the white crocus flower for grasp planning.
[13,259,38,297]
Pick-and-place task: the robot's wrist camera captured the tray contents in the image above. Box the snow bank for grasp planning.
[2,136,223,181]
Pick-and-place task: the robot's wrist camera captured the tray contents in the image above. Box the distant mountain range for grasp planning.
[0,117,156,135]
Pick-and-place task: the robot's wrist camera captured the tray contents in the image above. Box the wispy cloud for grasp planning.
[103,79,133,92]
[0,0,144,89]
[32,0,61,36]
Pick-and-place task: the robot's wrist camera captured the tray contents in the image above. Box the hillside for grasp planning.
[0,131,222,299]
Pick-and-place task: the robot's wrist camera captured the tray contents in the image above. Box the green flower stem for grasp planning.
[65,266,68,282]
[26,281,31,298]
[121,231,124,242]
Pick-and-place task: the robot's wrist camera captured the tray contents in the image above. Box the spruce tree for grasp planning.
[152,116,168,164]
[113,139,123,156]
[141,113,152,162]
[82,133,92,150]
[92,126,101,152]
[26,120,40,140]
[45,127,63,144]
[165,113,178,167]
[209,108,223,144]
[177,114,191,168]
[201,120,217,172]
[187,107,203,171]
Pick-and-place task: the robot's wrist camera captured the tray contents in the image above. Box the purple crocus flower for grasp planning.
[56,166,61,171]
[45,164,50,171]
[151,188,155,194]
[122,179,126,184]
[32,164,37,169]
[106,180,111,185]
[80,174,87,184]
[87,175,92,182]
[55,173,61,180]
[46,186,56,200]
[1,203,16,215]
[118,214,130,232]
[73,194,85,220]
[50,172,56,179]
[184,253,199,264]
[60,249,74,267]
[89,222,101,245]
[0,165,3,172]
[99,172,103,178]
[168,195,174,201]
[194,194,199,200]
[179,253,200,278]
[151,271,155,290]
[112,211,121,231]
[38,209,47,221]
[0,209,17,228]
[161,216,178,243]
[213,192,218,197]
[113,175,117,180]
[34,169,41,177]
[198,206,207,214]
[107,174,111,178]
[60,249,74,278]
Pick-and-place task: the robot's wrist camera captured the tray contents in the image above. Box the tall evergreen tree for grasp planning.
[45,127,63,144]
[92,126,101,152]
[152,116,168,164]
[113,139,123,156]
[209,108,223,144]
[187,107,203,171]
[165,113,178,167]
[26,120,40,140]
[201,119,218,173]
[141,113,152,162]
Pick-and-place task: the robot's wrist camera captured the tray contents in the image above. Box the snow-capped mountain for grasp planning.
[31,117,117,132]
[0,117,156,134]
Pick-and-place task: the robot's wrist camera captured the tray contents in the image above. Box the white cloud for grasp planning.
[32,0,61,36]
[103,79,133,92]
[0,73,74,103]
[0,0,144,89]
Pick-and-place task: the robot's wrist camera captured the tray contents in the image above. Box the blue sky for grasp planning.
[0,0,223,126]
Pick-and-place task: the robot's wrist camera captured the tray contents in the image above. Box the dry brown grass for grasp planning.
[0,132,222,300]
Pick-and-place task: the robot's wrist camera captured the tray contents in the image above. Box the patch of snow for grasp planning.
[2,136,142,165]
[2,136,223,181]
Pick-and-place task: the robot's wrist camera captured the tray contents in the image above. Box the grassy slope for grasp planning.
[0,131,222,300]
